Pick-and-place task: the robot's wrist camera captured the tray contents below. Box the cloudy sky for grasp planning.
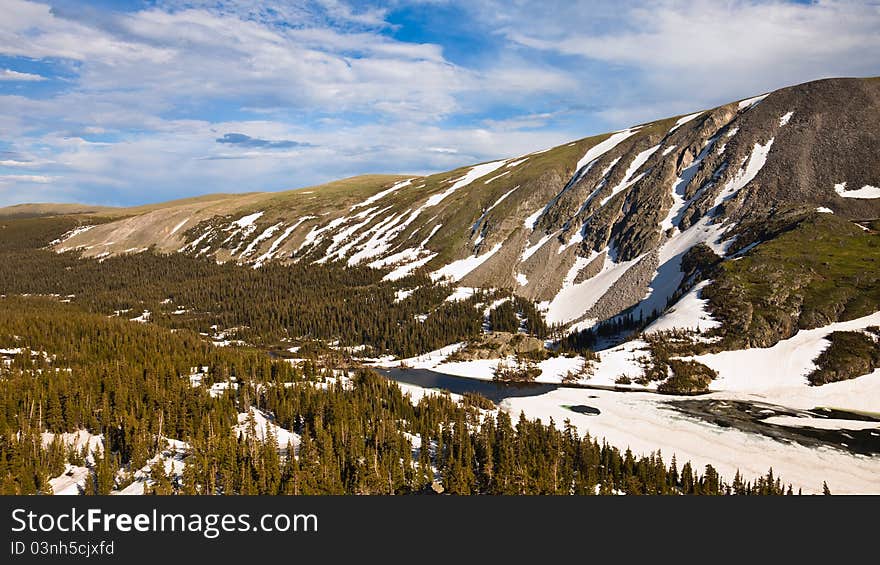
[1,0,879,206]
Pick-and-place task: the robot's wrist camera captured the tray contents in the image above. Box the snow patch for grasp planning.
[424,161,507,208]
[232,211,264,228]
[835,183,880,199]
[713,138,774,207]
[431,243,503,282]
[351,179,412,210]
[737,94,768,110]
[546,251,640,325]
[598,144,661,207]
[668,112,703,133]
[690,310,880,393]
[644,281,720,333]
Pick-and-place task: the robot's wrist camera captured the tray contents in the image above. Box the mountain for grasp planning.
[2,76,880,494]
[24,77,880,339]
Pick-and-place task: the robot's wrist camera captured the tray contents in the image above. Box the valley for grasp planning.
[2,77,879,495]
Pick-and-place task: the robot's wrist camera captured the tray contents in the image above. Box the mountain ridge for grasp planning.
[11,76,880,341]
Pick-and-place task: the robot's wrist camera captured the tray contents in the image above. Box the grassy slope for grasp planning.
[703,212,880,348]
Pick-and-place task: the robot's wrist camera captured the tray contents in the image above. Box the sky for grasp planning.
[1,0,879,207]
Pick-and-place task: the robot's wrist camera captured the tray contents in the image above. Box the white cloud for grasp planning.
[0,68,47,81]
[504,0,880,118]
[0,174,54,183]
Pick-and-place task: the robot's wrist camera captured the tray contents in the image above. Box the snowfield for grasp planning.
[645,281,720,334]
[688,310,880,394]
[500,386,880,494]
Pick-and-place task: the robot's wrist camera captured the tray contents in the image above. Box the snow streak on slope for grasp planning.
[659,134,721,233]
[169,218,189,236]
[376,224,443,281]
[351,179,412,210]
[714,138,774,207]
[344,212,411,265]
[430,243,503,282]
[575,128,641,178]
[53,225,96,251]
[424,161,508,208]
[484,171,511,184]
[533,128,641,228]
[545,250,641,325]
[231,212,263,229]
[633,215,726,323]
[737,94,768,110]
[316,205,392,264]
[473,186,520,245]
[633,133,774,322]
[253,216,316,267]
[241,222,281,258]
[598,144,661,207]
[523,207,544,230]
[521,231,556,262]
[566,157,622,224]
[668,111,704,133]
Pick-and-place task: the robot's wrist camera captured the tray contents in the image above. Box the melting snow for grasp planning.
[232,211,264,228]
[576,128,640,176]
[834,183,880,199]
[383,254,437,282]
[546,251,640,325]
[446,287,477,302]
[668,111,704,133]
[484,171,511,184]
[644,281,720,333]
[394,288,418,303]
[52,225,96,249]
[253,216,315,267]
[598,144,661,207]
[690,310,880,393]
[523,207,544,230]
[235,407,300,452]
[521,231,556,262]
[431,243,503,282]
[713,138,774,207]
[816,207,834,214]
[241,222,282,258]
[779,111,794,127]
[660,133,721,233]
[351,179,412,210]
[130,310,151,323]
[424,160,508,208]
[737,93,768,110]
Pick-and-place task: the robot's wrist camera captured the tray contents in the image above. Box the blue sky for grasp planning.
[1,0,879,206]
